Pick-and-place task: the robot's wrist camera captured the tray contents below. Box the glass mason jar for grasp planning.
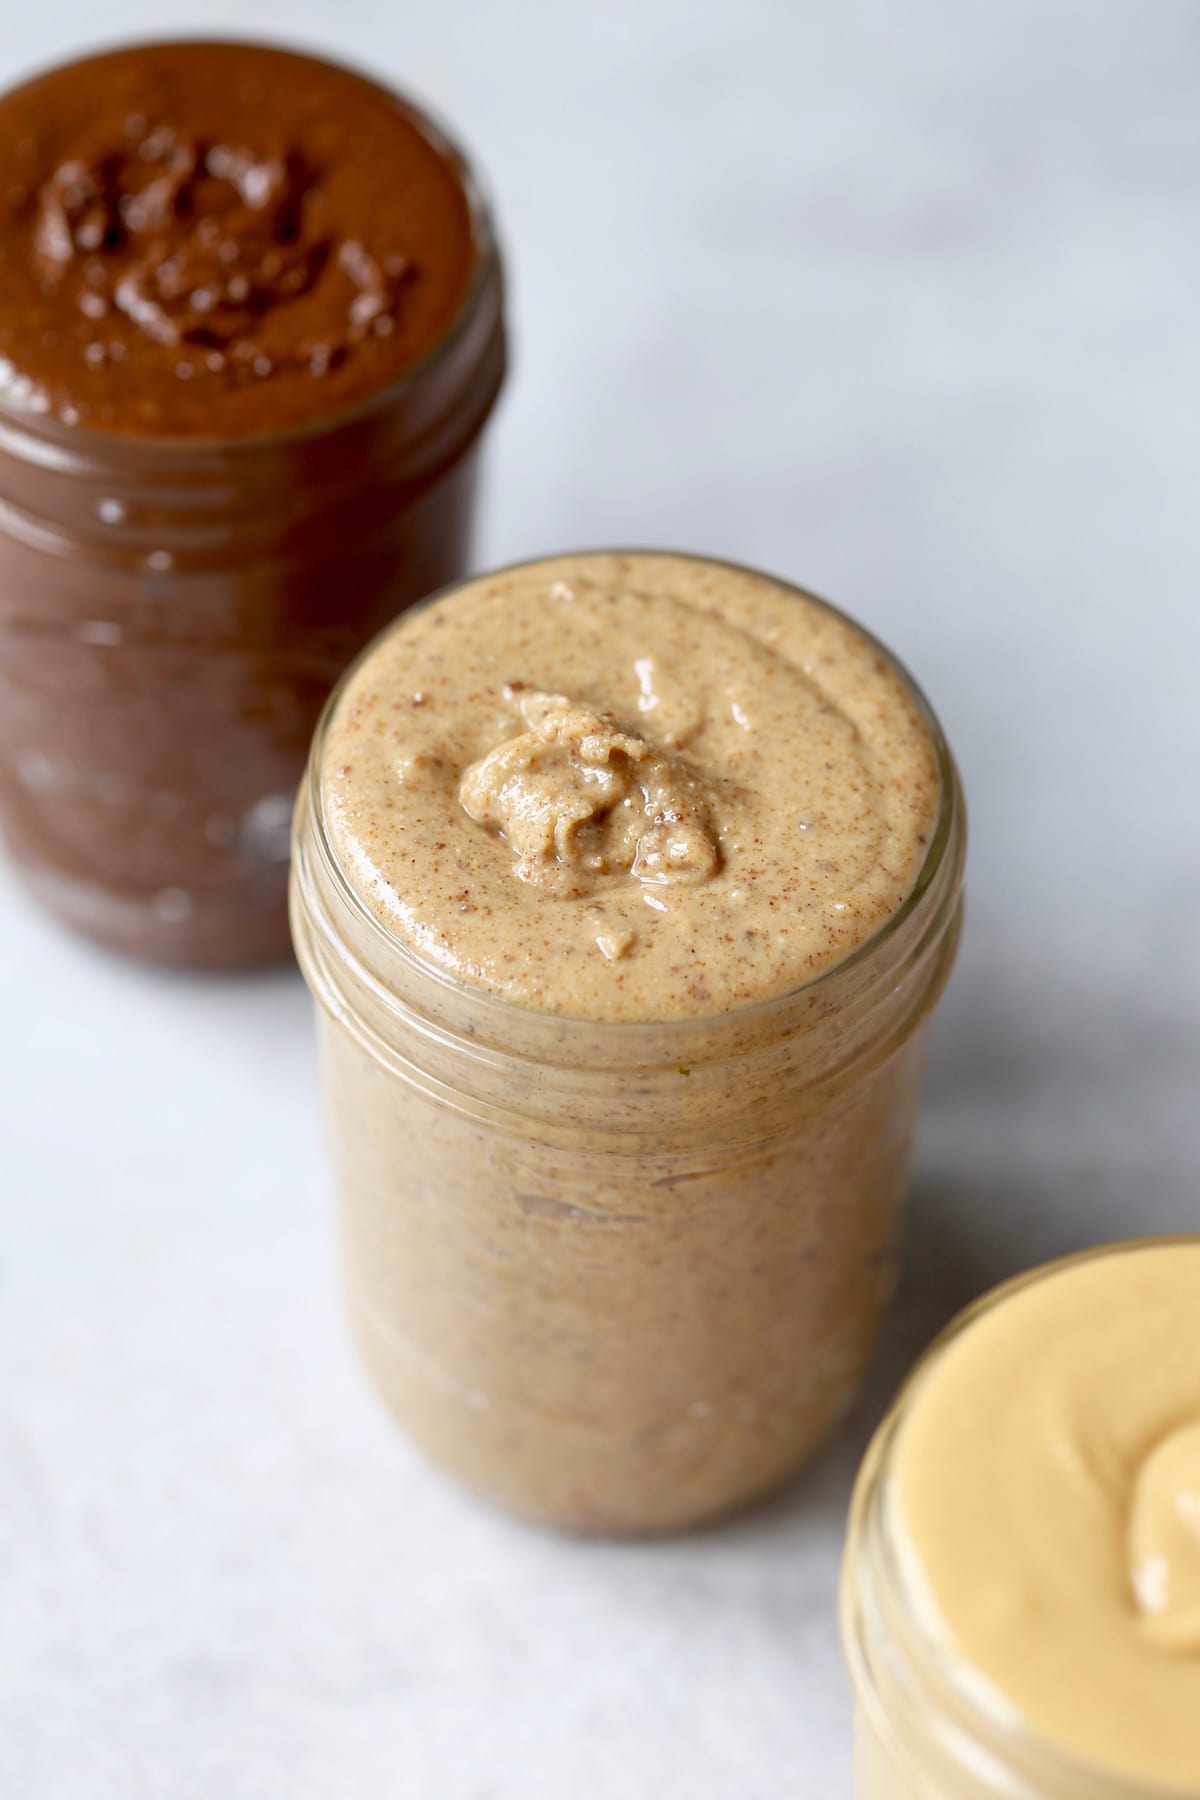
[291,579,966,1535]
[0,76,505,969]
[840,1245,1196,1800]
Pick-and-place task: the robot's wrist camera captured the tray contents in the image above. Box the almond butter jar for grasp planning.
[291,552,966,1534]
[0,41,506,966]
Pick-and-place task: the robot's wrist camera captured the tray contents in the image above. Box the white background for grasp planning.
[3,3,1199,1796]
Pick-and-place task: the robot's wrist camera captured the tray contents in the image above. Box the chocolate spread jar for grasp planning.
[0,41,506,966]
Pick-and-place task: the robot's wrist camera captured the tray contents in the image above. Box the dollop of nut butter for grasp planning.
[458,688,720,903]
[322,553,941,1021]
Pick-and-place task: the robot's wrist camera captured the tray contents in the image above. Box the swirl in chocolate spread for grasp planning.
[33,125,413,381]
[0,42,479,433]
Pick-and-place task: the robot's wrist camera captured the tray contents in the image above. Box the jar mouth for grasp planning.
[844,1235,1200,1800]
[300,548,967,1053]
[0,36,505,461]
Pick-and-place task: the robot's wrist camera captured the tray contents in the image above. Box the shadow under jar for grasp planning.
[0,40,506,966]
[291,551,966,1534]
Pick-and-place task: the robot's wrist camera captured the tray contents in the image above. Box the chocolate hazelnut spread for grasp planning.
[0,42,505,965]
[0,41,477,434]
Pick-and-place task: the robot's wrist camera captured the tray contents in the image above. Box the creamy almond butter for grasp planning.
[293,552,964,1531]
[320,553,941,1019]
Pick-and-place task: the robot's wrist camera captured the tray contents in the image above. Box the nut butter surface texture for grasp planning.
[0,42,477,434]
[321,552,942,1021]
[891,1242,1200,1791]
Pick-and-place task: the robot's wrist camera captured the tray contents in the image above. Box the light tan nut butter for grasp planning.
[887,1241,1200,1790]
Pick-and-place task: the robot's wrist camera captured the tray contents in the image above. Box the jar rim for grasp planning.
[0,36,504,459]
[844,1235,1200,1800]
[300,547,967,1049]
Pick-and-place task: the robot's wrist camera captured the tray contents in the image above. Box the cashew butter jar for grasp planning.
[841,1238,1200,1797]
[291,551,965,1533]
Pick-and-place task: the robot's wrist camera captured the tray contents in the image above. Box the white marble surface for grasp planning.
[3,3,1200,1795]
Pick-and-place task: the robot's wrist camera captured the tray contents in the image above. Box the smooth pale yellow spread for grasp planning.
[891,1242,1200,1790]
[321,552,940,1021]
